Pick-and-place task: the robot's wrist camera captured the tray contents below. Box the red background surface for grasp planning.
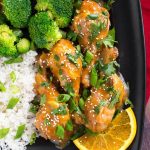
[141,0,150,103]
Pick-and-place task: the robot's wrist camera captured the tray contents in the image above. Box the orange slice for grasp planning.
[73,107,137,150]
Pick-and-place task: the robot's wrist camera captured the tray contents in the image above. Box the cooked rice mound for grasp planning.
[0,51,38,150]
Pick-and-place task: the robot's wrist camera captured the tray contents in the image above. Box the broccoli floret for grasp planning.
[35,0,73,28]
[0,24,18,57]
[3,0,31,28]
[17,38,30,54]
[29,12,62,49]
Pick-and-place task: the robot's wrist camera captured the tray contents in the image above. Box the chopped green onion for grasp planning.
[0,128,9,139]
[94,100,108,114]
[59,69,63,75]
[57,94,71,103]
[125,99,134,108]
[29,104,39,114]
[66,53,78,67]
[79,98,85,110]
[82,89,90,100]
[69,99,78,113]
[87,14,98,20]
[90,67,98,87]
[44,118,51,126]
[10,85,20,94]
[65,120,73,131]
[67,30,78,42]
[0,81,6,92]
[85,51,94,64]
[30,132,36,145]
[64,82,74,96]
[52,105,67,115]
[54,54,60,61]
[4,57,23,64]
[40,94,46,105]
[14,124,25,139]
[109,92,120,109]
[55,125,64,139]
[7,97,19,109]
[10,71,16,82]
[40,82,49,87]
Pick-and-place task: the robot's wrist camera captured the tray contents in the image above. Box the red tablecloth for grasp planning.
[141,0,150,103]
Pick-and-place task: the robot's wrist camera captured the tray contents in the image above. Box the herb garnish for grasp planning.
[52,104,67,115]
[56,125,64,139]
[57,94,71,103]
[0,128,10,139]
[104,0,115,11]
[7,97,19,109]
[90,67,98,87]
[94,100,108,114]
[40,94,46,105]
[4,57,23,64]
[0,81,6,92]
[66,53,78,67]
[85,50,94,64]
[125,99,134,108]
[67,30,78,42]
[64,82,74,96]
[10,71,16,82]
[30,132,36,145]
[54,54,60,61]
[109,92,120,109]
[44,118,51,126]
[89,22,105,43]
[40,82,49,87]
[14,124,25,139]
[65,120,73,131]
[87,14,99,20]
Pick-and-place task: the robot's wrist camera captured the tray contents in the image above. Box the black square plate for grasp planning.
[28,0,146,149]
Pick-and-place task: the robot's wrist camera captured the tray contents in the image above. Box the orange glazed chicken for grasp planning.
[35,73,73,148]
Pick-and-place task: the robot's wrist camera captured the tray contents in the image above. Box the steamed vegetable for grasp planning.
[17,38,30,54]
[0,24,17,57]
[29,12,62,49]
[3,0,31,28]
[35,0,73,28]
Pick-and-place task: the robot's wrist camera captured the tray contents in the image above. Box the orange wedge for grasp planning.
[73,107,137,150]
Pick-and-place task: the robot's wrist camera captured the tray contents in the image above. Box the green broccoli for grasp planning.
[35,0,73,28]
[0,24,18,57]
[3,0,31,28]
[29,12,62,49]
[17,38,30,54]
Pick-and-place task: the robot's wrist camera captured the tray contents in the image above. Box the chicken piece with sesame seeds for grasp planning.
[38,39,82,97]
[72,0,110,52]
[35,73,73,148]
[73,73,128,132]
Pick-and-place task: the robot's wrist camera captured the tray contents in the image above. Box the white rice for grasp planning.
[0,51,38,150]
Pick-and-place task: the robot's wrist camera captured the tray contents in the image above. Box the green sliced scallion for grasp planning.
[87,14,99,20]
[14,124,25,139]
[85,51,94,64]
[79,98,85,111]
[57,94,71,103]
[0,128,10,139]
[55,125,64,139]
[10,71,16,82]
[65,120,73,131]
[90,67,98,87]
[7,97,19,109]
[30,132,36,145]
[0,81,6,92]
